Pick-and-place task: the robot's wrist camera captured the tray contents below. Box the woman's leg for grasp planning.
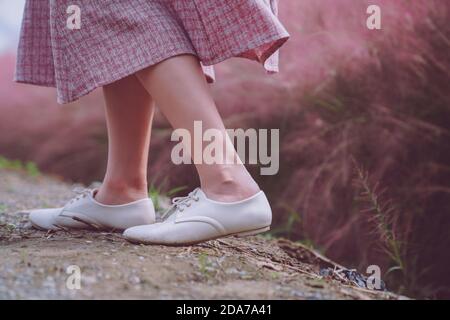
[136,55,259,202]
[95,75,155,205]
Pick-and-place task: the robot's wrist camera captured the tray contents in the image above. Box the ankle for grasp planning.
[202,178,260,202]
[95,179,148,205]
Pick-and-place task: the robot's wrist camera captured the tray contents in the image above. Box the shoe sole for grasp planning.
[30,212,125,232]
[30,221,49,231]
[30,216,98,232]
[125,225,271,246]
[233,225,271,237]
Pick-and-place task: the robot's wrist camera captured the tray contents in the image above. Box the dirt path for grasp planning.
[0,169,405,299]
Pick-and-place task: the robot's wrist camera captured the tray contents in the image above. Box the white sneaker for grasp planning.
[123,188,272,245]
[29,188,155,231]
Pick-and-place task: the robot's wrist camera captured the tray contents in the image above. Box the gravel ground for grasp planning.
[0,168,406,300]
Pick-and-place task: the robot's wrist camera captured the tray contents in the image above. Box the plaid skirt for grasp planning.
[15,0,289,104]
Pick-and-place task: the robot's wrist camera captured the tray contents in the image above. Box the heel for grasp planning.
[234,226,270,238]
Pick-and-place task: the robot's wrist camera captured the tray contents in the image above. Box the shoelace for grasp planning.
[161,188,200,220]
[68,187,93,204]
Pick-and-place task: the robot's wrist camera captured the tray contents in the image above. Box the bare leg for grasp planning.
[136,55,259,202]
[96,75,155,205]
